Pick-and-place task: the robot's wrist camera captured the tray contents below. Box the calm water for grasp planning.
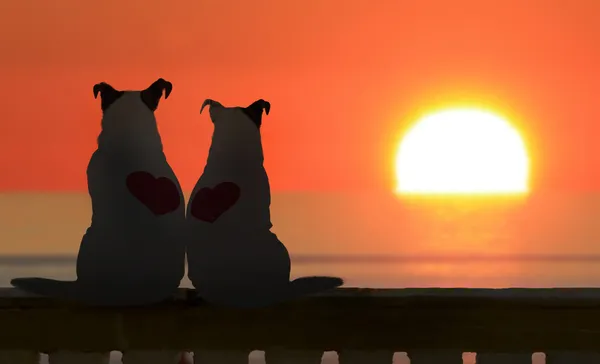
[4,254,600,288]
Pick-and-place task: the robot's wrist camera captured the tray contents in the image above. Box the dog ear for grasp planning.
[242,99,270,128]
[200,99,224,124]
[200,99,223,114]
[93,82,124,111]
[140,78,173,111]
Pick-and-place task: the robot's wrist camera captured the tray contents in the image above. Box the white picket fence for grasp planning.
[2,288,600,363]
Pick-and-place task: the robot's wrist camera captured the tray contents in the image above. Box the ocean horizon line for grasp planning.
[2,253,600,265]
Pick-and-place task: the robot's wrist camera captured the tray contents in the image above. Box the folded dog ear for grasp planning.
[140,78,173,111]
[248,99,270,115]
[243,99,270,128]
[200,99,223,115]
[93,82,124,111]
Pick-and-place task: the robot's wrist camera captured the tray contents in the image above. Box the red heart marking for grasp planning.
[126,171,181,215]
[190,182,241,223]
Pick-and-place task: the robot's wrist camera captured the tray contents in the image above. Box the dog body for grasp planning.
[11,79,186,306]
[186,100,343,307]
[79,84,185,290]
[186,100,290,299]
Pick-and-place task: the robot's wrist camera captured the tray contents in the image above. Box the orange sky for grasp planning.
[0,0,599,192]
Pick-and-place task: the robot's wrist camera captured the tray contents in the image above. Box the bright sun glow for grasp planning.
[395,108,529,195]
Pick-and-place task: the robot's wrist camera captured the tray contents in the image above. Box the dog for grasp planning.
[11,79,186,306]
[185,99,343,308]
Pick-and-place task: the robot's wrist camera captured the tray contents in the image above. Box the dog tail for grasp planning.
[288,276,344,297]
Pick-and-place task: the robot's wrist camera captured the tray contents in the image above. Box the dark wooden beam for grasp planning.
[2,288,600,353]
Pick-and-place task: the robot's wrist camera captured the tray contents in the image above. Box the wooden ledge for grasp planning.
[2,288,600,352]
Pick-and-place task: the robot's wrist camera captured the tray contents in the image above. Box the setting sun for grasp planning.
[395,109,529,195]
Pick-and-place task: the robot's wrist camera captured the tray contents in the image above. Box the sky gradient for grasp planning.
[1,0,599,192]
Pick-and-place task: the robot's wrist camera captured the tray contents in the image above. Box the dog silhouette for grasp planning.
[11,79,186,306]
[186,99,343,308]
